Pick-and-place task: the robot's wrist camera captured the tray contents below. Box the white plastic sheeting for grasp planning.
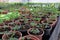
[29,0,60,3]
[0,0,28,3]
[8,0,21,3]
[0,0,60,3]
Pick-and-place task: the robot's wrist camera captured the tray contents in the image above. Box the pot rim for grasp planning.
[2,31,22,40]
[19,35,40,40]
[50,18,57,27]
[27,28,44,37]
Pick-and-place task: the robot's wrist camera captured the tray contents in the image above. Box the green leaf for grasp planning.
[0,18,3,23]
[30,28,40,34]
[30,22,37,26]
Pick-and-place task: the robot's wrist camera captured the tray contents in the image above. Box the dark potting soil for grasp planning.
[52,19,56,21]
[4,27,11,31]
[8,23,15,27]
[29,29,43,35]
[49,22,53,24]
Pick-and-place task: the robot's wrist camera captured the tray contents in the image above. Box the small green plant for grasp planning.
[33,17,41,21]
[9,25,19,40]
[12,25,20,30]
[30,22,37,27]
[9,31,17,40]
[7,12,20,20]
[9,24,20,40]
[36,23,42,28]
[19,25,27,30]
[45,23,50,28]
[0,18,4,24]
[42,22,50,29]
[49,15,57,20]
[30,28,40,34]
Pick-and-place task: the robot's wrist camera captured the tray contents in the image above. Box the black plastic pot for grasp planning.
[44,26,52,35]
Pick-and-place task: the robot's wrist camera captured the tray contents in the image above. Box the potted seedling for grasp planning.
[46,12,52,16]
[2,21,22,40]
[0,25,11,38]
[49,15,57,21]
[2,31,22,40]
[11,25,21,31]
[0,26,11,34]
[19,35,40,40]
[20,17,25,25]
[0,18,4,26]
[8,22,15,27]
[40,14,49,24]
[27,28,44,40]
[48,15,57,27]
[19,15,25,25]
[36,23,43,28]
[22,16,28,24]
[24,18,29,24]
[30,21,37,28]
[32,13,39,18]
[18,24,30,32]
[14,20,21,26]
[33,17,41,23]
[42,23,52,35]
